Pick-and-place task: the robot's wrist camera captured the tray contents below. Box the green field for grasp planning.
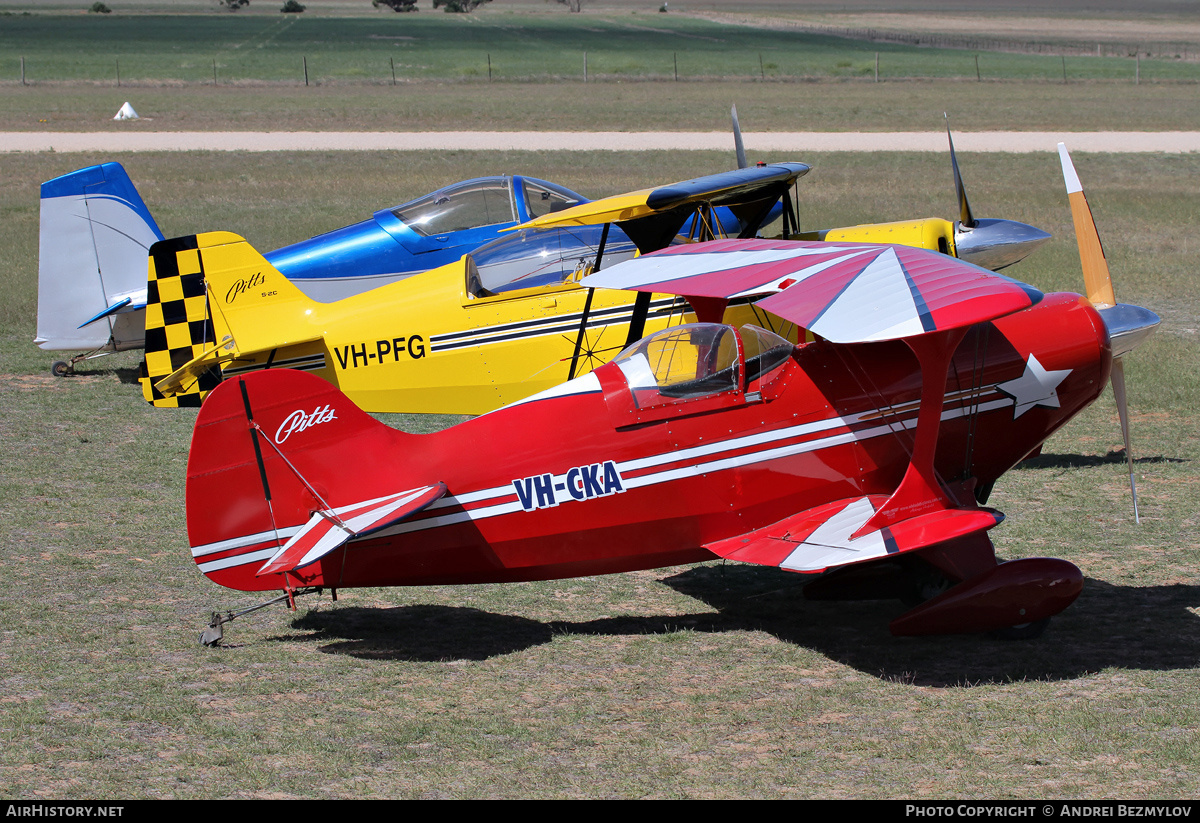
[1,0,1199,801]
[1,147,1199,798]
[8,80,1200,133]
[1,4,1197,85]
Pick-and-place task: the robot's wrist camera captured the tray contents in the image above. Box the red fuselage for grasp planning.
[186,292,1108,593]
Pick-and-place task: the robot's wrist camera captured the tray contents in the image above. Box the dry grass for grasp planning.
[0,0,1198,799]
[6,81,1200,135]
[1,146,1198,798]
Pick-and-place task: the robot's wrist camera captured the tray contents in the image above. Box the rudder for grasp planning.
[140,230,325,407]
[139,235,221,407]
[36,162,164,353]
[186,368,422,592]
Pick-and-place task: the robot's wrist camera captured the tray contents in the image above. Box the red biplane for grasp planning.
[188,146,1157,644]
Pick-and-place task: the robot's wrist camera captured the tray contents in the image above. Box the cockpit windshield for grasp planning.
[611,323,793,410]
[468,225,639,296]
[614,324,741,405]
[521,178,584,219]
[392,177,516,237]
[740,324,794,384]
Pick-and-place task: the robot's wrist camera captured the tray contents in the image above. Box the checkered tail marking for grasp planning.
[139,236,222,408]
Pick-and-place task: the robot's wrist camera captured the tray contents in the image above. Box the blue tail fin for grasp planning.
[36,162,163,353]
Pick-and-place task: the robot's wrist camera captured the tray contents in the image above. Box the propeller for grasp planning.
[947,113,976,230]
[1057,142,1160,523]
[732,104,748,170]
[945,114,1052,270]
[731,108,1051,271]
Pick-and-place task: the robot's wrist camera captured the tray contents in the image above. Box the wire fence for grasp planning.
[6,48,1195,87]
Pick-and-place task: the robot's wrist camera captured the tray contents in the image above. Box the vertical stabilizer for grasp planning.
[186,369,426,592]
[36,162,163,352]
[140,231,326,408]
[139,236,221,408]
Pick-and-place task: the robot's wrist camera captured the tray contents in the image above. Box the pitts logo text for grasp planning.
[275,405,338,444]
[225,271,270,304]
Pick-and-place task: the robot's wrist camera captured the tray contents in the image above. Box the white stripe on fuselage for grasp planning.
[192,386,1015,573]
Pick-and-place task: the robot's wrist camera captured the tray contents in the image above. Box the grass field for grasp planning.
[1,147,1198,798]
[1,0,1199,801]
[2,3,1198,86]
[9,80,1200,133]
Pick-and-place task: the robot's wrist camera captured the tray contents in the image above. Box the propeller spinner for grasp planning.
[946,115,1053,270]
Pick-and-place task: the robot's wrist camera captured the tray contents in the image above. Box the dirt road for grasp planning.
[4,131,1199,153]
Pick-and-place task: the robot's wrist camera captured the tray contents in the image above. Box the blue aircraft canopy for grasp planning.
[269,176,589,287]
[392,176,584,237]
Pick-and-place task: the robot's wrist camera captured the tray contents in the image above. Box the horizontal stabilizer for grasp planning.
[706,496,1002,574]
[77,296,138,328]
[257,483,447,577]
[153,336,236,397]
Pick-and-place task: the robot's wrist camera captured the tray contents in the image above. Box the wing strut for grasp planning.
[237,378,287,558]
[781,191,796,238]
[855,328,970,537]
[623,291,654,348]
[567,222,610,380]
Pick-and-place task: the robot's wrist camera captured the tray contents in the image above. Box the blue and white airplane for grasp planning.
[35,163,588,373]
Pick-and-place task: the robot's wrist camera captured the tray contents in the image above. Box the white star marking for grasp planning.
[997,353,1072,419]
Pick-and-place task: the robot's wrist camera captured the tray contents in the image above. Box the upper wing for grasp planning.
[511,163,811,252]
[580,238,1042,343]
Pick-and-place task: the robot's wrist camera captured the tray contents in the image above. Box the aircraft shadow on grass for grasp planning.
[283,566,1200,687]
[1019,451,1186,470]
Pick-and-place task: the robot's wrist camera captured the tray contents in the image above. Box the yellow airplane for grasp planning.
[140,163,808,413]
[140,159,1048,415]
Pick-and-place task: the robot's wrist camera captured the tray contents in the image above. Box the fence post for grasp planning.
[975,54,980,81]
[20,56,25,85]
[1136,52,1140,84]
[488,53,492,80]
[303,56,308,86]
[584,51,587,83]
[213,58,217,85]
[759,53,764,79]
[116,59,120,88]
[390,57,396,86]
[875,52,879,82]
[674,52,678,81]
